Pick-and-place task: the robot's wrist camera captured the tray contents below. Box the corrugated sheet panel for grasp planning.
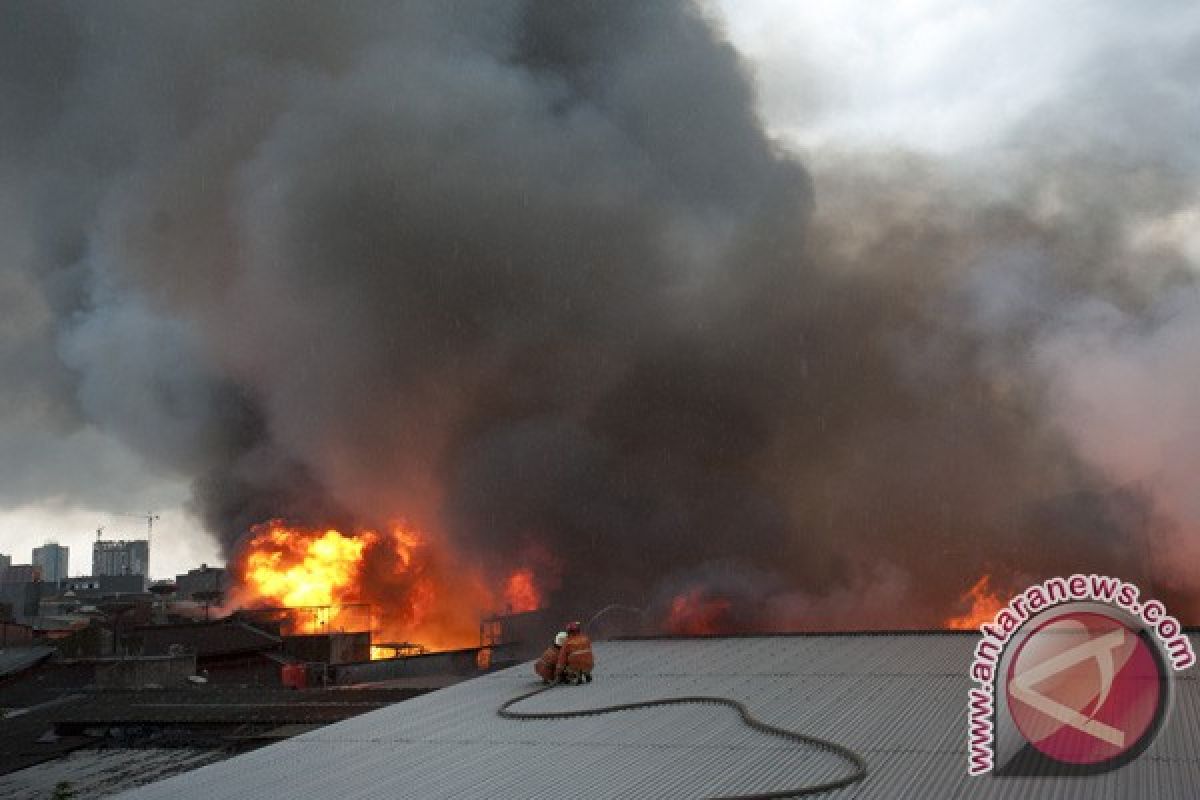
[113,633,1200,800]
[0,646,54,679]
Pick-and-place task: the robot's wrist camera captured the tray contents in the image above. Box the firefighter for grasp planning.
[535,632,566,684]
[555,621,594,685]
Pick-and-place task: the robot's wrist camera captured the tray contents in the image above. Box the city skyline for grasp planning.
[2,533,219,582]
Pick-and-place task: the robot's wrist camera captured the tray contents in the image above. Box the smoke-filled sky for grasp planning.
[1,1,1198,626]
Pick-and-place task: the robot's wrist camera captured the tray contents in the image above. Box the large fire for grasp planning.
[665,588,733,635]
[232,519,549,657]
[944,574,1005,630]
[234,520,493,653]
[241,525,380,608]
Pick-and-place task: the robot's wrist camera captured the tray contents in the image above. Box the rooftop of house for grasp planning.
[110,632,1200,799]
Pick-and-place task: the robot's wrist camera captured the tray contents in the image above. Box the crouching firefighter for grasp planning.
[535,632,566,684]
[555,621,594,685]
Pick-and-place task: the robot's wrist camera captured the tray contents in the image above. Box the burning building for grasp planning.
[229,521,486,651]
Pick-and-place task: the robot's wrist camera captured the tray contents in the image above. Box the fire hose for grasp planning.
[498,683,868,799]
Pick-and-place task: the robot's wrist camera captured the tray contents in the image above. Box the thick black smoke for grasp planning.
[3,1,1198,627]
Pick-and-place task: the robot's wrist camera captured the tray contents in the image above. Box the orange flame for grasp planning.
[232,519,493,655]
[503,568,541,613]
[241,525,376,608]
[665,588,732,635]
[944,574,1005,630]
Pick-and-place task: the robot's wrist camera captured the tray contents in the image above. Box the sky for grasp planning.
[714,0,1191,155]
[1,1,1197,596]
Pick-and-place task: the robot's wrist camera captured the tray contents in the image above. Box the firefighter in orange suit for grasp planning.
[555,621,594,684]
[535,632,566,683]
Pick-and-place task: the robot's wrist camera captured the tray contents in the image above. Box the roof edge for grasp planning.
[613,626,1200,640]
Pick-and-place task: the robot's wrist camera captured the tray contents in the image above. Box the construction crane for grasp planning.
[113,511,160,579]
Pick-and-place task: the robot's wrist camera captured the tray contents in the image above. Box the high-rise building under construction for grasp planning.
[93,539,149,583]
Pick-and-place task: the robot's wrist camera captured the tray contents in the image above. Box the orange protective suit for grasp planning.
[535,645,560,682]
[555,633,594,680]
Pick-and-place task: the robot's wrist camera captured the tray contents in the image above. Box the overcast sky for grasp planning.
[2,1,1197,583]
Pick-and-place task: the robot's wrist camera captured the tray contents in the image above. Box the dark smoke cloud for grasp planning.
[3,1,1198,626]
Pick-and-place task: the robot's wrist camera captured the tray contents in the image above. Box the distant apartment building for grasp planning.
[32,542,70,585]
[0,553,10,570]
[93,539,149,582]
[175,564,228,602]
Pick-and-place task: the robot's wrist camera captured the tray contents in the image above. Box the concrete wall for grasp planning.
[283,632,370,665]
[201,653,284,687]
[1,620,33,646]
[330,644,517,686]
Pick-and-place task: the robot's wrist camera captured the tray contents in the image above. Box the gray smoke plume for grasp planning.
[2,1,1198,628]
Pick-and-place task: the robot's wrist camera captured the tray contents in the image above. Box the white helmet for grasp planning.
[554,632,567,647]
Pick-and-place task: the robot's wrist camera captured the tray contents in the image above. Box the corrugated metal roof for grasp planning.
[112,633,1200,799]
[0,647,54,680]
